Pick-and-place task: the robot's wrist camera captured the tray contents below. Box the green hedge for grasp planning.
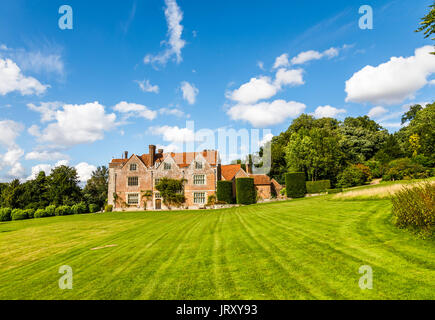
[89,204,99,213]
[23,209,35,219]
[327,188,343,194]
[235,178,256,205]
[45,205,56,217]
[306,180,331,194]
[11,209,28,221]
[285,172,306,198]
[217,180,233,204]
[35,208,48,218]
[105,204,113,212]
[0,208,12,221]
[55,205,72,216]
[72,202,88,214]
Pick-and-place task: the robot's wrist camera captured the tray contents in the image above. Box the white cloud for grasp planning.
[313,105,346,118]
[113,101,157,120]
[27,163,53,180]
[8,163,25,178]
[29,102,117,147]
[257,61,265,70]
[157,144,179,152]
[227,99,306,127]
[0,120,23,147]
[75,162,97,182]
[429,79,435,85]
[273,53,290,69]
[180,81,199,105]
[136,79,159,93]
[345,46,435,105]
[25,150,69,161]
[158,107,186,117]
[291,47,340,65]
[27,101,63,122]
[0,147,25,179]
[151,125,196,143]
[259,133,274,147]
[0,58,48,95]
[229,76,277,104]
[274,68,304,88]
[143,0,186,66]
[367,106,388,118]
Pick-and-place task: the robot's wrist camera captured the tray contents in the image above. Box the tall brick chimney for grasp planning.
[124,151,128,159]
[149,145,156,166]
[245,161,252,174]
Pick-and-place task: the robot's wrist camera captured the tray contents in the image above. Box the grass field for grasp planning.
[0,195,434,300]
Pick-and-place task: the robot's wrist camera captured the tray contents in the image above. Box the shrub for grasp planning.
[45,205,56,217]
[34,208,47,218]
[383,158,430,181]
[89,204,99,213]
[72,202,88,214]
[11,209,28,221]
[392,182,434,236]
[285,172,306,198]
[327,188,343,194]
[55,205,72,216]
[280,187,286,195]
[207,194,216,206]
[235,178,256,205]
[105,204,113,212]
[23,209,35,219]
[0,208,12,222]
[365,160,386,179]
[337,164,371,188]
[216,180,233,204]
[306,180,331,194]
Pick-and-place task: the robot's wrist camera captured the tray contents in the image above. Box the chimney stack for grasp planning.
[245,161,252,174]
[149,145,156,166]
[158,148,163,154]
[124,151,128,159]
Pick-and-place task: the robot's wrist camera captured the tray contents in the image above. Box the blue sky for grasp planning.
[0,0,434,182]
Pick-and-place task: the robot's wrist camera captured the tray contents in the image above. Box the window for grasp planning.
[164,162,171,170]
[193,174,205,185]
[155,192,161,199]
[130,163,137,171]
[128,176,139,186]
[195,161,203,169]
[155,178,161,186]
[127,193,139,205]
[194,192,206,204]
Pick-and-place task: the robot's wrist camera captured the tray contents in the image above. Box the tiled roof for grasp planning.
[221,164,243,181]
[249,174,271,185]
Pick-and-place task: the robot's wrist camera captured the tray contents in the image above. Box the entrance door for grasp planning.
[155,199,161,210]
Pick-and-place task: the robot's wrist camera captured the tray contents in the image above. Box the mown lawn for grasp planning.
[0,196,434,300]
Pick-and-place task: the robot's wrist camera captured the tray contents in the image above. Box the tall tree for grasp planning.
[47,165,82,206]
[416,1,435,54]
[83,166,109,208]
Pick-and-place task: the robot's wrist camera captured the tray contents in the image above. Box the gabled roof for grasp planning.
[221,164,244,181]
[249,174,271,185]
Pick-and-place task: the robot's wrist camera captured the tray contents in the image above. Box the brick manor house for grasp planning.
[108,145,282,210]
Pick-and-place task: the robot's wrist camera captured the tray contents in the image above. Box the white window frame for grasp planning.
[155,178,161,186]
[154,192,161,199]
[128,176,139,186]
[193,174,206,185]
[193,192,206,204]
[164,162,171,170]
[129,163,137,171]
[127,193,139,205]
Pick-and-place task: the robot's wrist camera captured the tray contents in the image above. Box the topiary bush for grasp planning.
[0,208,12,221]
[88,204,99,213]
[235,177,256,205]
[306,180,331,194]
[23,209,35,219]
[327,188,343,194]
[105,204,113,212]
[34,208,48,218]
[392,182,434,236]
[45,205,56,217]
[337,164,371,188]
[217,180,233,204]
[11,209,28,221]
[285,172,306,198]
[55,205,72,216]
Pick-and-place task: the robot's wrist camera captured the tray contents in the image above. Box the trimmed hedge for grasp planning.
[23,209,35,219]
[285,172,306,198]
[306,180,331,194]
[45,205,56,217]
[327,188,343,194]
[235,178,256,205]
[0,208,12,221]
[89,204,99,213]
[55,205,72,216]
[11,209,28,221]
[34,208,48,218]
[217,180,233,204]
[71,202,88,214]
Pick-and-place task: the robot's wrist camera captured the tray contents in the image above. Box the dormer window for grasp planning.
[130,163,137,171]
[195,161,203,169]
[164,163,171,170]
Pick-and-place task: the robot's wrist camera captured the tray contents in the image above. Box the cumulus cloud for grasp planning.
[27,163,53,180]
[313,105,346,118]
[144,0,186,66]
[0,120,23,147]
[273,53,290,69]
[180,81,199,105]
[29,102,117,147]
[0,58,48,95]
[0,120,25,179]
[157,144,179,152]
[274,68,304,88]
[367,106,388,118]
[151,125,196,143]
[291,47,339,65]
[259,133,274,147]
[113,101,157,120]
[26,101,63,122]
[136,79,159,93]
[25,150,69,161]
[27,160,94,182]
[75,162,97,182]
[345,46,435,105]
[158,107,186,117]
[227,99,306,127]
